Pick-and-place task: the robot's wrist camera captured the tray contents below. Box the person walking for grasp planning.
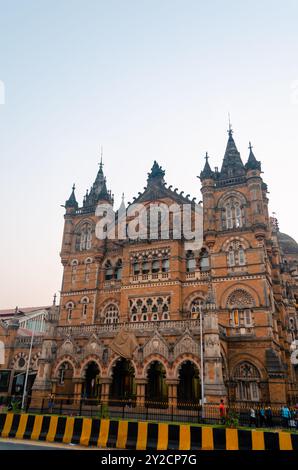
[259,406,266,428]
[265,405,273,427]
[281,405,291,428]
[219,399,226,425]
[48,393,55,414]
[249,407,256,427]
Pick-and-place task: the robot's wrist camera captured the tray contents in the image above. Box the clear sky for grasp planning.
[0,0,298,308]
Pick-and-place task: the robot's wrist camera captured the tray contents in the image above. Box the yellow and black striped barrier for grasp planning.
[0,413,297,450]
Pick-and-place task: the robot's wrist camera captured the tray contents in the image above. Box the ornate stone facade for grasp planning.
[1,129,298,406]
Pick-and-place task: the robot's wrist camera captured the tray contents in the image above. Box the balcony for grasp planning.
[130,272,170,283]
[56,319,201,337]
[185,271,210,281]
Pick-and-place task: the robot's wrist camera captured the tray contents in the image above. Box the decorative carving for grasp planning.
[227,289,254,308]
[173,332,199,359]
[143,331,169,360]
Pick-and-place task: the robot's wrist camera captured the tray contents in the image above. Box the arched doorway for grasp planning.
[82,361,101,399]
[177,361,200,404]
[56,362,75,397]
[146,361,168,405]
[110,358,135,402]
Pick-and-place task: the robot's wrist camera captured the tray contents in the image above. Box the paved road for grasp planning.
[0,439,86,450]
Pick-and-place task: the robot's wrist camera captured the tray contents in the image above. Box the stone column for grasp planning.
[99,378,112,404]
[135,379,148,406]
[203,308,227,403]
[73,379,84,403]
[166,379,179,407]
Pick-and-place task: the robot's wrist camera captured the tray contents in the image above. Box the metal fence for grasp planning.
[1,394,297,430]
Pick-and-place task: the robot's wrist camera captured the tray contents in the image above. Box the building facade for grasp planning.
[1,128,298,407]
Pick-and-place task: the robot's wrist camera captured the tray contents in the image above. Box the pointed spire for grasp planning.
[200,152,214,180]
[219,125,245,179]
[245,141,261,171]
[53,293,57,306]
[147,161,165,184]
[86,151,114,206]
[65,184,78,209]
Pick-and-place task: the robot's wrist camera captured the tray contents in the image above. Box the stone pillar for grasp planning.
[268,377,287,405]
[99,378,112,404]
[166,379,179,407]
[73,379,84,403]
[135,379,148,406]
[203,308,227,403]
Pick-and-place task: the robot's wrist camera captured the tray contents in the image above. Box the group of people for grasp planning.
[219,399,298,429]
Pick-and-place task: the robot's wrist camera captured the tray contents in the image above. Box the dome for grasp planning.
[277,232,298,255]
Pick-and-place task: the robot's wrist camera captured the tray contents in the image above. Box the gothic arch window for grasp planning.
[70,259,78,284]
[104,260,114,281]
[103,304,119,324]
[227,289,254,328]
[186,250,196,273]
[222,197,244,230]
[81,296,89,317]
[84,258,92,282]
[115,259,123,280]
[199,249,210,271]
[79,223,92,251]
[142,256,150,274]
[162,254,169,273]
[132,257,140,275]
[233,362,261,402]
[129,296,171,322]
[152,255,160,273]
[66,301,75,321]
[227,241,246,267]
[190,298,204,319]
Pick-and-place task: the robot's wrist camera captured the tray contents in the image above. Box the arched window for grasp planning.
[142,256,150,274]
[233,362,261,402]
[227,241,246,267]
[80,223,92,251]
[84,258,92,282]
[66,302,74,321]
[162,255,169,273]
[186,251,196,273]
[81,297,89,317]
[227,289,254,329]
[103,304,119,324]
[104,260,113,281]
[224,199,243,229]
[199,250,210,271]
[70,259,78,284]
[152,256,160,273]
[132,257,140,275]
[114,259,122,280]
[190,298,204,319]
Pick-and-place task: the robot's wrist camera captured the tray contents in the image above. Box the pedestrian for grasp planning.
[259,405,266,428]
[281,405,291,428]
[249,407,256,427]
[219,399,226,425]
[48,393,55,414]
[265,405,273,427]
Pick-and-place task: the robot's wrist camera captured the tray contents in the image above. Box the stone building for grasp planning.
[1,127,298,407]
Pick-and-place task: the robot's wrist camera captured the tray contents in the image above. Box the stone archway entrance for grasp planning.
[177,361,200,404]
[146,361,168,405]
[109,358,135,402]
[82,361,101,399]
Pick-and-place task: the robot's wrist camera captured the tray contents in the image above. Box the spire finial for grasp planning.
[248,141,253,152]
[72,183,75,192]
[205,151,209,162]
[228,113,233,136]
[99,146,103,171]
[53,293,57,306]
[121,192,125,203]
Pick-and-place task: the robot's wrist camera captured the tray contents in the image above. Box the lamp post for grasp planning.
[21,319,36,410]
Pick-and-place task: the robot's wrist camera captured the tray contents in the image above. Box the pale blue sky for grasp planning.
[0,0,298,308]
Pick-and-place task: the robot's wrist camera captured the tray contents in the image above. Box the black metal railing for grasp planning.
[1,394,297,430]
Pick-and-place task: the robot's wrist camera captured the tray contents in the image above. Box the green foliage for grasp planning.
[225,409,239,428]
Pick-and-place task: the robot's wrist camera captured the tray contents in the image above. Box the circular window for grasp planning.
[18,357,26,368]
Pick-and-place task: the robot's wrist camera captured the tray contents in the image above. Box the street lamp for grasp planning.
[21,318,36,410]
